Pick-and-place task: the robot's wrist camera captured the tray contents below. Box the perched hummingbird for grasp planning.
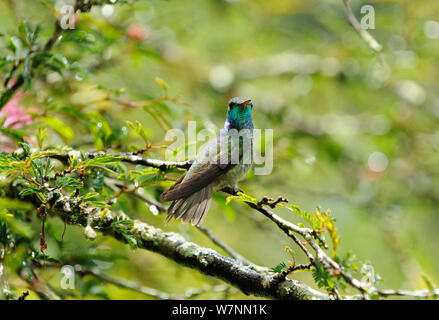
[160,97,254,226]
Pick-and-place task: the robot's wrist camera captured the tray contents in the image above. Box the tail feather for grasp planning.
[166,184,213,226]
[193,186,212,226]
[173,195,196,220]
[182,187,205,225]
[190,187,207,225]
[181,200,198,224]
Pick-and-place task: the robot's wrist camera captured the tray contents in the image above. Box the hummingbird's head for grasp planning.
[225,97,254,130]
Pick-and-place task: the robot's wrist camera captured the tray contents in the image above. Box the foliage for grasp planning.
[0,0,438,300]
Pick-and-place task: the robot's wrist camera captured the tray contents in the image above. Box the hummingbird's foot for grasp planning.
[220,186,244,195]
[233,185,244,194]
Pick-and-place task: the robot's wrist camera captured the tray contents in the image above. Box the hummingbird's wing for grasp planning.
[160,134,241,202]
[159,155,234,201]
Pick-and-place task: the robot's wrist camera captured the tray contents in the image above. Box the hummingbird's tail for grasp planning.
[165,184,213,226]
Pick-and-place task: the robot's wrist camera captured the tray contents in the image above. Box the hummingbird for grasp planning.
[160,97,254,226]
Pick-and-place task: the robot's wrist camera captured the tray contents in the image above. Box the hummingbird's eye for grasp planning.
[228,102,235,109]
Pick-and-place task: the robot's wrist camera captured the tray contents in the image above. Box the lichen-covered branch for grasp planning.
[53,151,192,170]
[115,182,253,265]
[42,190,329,300]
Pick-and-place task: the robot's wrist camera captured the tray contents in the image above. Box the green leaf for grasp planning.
[0,127,26,142]
[312,261,335,291]
[86,200,110,208]
[155,76,169,93]
[84,155,121,166]
[83,192,99,200]
[44,116,74,144]
[225,192,257,205]
[8,36,22,54]
[0,198,33,211]
[283,204,322,230]
[30,150,60,160]
[270,262,287,273]
[87,113,114,149]
[0,153,25,175]
[31,159,44,184]
[37,126,47,149]
[28,24,41,44]
[422,275,438,298]
[19,187,39,197]
[0,220,13,246]
[55,176,82,189]
[18,141,31,155]
[126,120,150,144]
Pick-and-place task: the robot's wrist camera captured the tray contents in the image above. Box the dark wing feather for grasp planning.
[160,172,186,201]
[160,162,234,201]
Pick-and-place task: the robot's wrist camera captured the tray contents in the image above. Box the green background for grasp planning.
[1,0,439,299]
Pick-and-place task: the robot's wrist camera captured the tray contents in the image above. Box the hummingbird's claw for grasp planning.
[221,186,243,195]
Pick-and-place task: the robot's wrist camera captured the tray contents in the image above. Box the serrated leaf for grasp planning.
[83,192,99,200]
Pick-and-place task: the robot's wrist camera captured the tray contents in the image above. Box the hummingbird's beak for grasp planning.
[239,100,252,108]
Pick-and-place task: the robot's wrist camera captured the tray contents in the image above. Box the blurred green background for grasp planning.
[1,0,439,299]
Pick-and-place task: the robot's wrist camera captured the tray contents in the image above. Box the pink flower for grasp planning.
[126,24,148,41]
[0,91,32,128]
[0,91,33,152]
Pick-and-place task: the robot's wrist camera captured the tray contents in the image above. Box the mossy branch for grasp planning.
[40,189,329,300]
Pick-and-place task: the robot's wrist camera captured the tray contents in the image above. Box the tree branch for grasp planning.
[114,182,253,265]
[52,151,192,170]
[43,190,329,300]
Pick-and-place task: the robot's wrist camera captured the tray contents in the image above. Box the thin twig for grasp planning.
[342,0,383,54]
[196,226,253,266]
[376,288,439,299]
[77,266,177,300]
[113,182,253,265]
